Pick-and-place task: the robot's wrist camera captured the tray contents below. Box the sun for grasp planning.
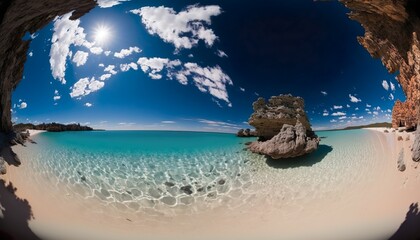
[93,25,111,45]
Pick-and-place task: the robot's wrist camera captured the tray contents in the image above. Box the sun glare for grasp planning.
[93,25,111,45]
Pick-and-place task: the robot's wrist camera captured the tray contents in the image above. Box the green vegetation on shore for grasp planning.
[13,123,93,132]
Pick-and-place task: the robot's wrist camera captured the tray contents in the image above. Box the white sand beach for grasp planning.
[1,128,420,240]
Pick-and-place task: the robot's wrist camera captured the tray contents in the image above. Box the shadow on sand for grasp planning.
[1,133,40,239]
[389,202,420,240]
[265,144,333,169]
[0,179,40,240]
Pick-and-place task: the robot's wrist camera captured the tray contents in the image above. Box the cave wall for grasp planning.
[340,0,420,129]
[0,0,97,133]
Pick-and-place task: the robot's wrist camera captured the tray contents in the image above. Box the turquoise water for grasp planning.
[28,131,258,212]
[20,129,386,217]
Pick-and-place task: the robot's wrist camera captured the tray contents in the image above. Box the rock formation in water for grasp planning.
[248,95,312,141]
[0,0,97,133]
[340,0,420,159]
[236,128,257,137]
[246,95,319,159]
[248,120,319,159]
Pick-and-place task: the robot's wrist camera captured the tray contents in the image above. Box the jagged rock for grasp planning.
[0,156,7,174]
[8,131,29,146]
[249,121,319,159]
[247,95,319,159]
[0,0,97,133]
[384,129,389,133]
[398,149,406,172]
[340,0,420,130]
[248,95,312,140]
[398,136,404,141]
[236,128,257,137]
[413,129,420,161]
[341,0,420,164]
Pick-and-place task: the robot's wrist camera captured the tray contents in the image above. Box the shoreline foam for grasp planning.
[1,129,420,239]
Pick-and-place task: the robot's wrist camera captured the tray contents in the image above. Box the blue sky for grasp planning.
[12,0,405,132]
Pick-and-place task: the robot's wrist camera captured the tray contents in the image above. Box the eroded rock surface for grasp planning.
[248,95,312,140]
[340,0,420,160]
[249,121,319,159]
[236,128,257,137]
[0,0,97,133]
[247,95,319,159]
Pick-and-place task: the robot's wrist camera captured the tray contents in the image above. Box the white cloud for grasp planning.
[373,111,379,115]
[321,91,327,96]
[100,74,112,81]
[85,102,93,107]
[50,12,91,84]
[240,87,245,92]
[114,46,141,58]
[161,121,175,124]
[323,112,329,116]
[389,93,394,100]
[331,112,346,116]
[120,62,138,72]
[104,65,117,75]
[198,119,239,129]
[137,57,233,105]
[90,46,103,55]
[178,62,233,105]
[131,5,221,50]
[28,51,33,57]
[104,51,111,56]
[72,50,89,66]
[96,0,130,8]
[53,89,61,101]
[346,104,350,108]
[366,104,371,108]
[99,63,105,67]
[390,82,396,91]
[216,50,228,58]
[70,77,105,98]
[339,116,347,120]
[382,80,389,91]
[330,119,337,123]
[333,105,343,109]
[355,107,359,110]
[137,57,181,79]
[349,94,362,103]
[19,102,27,109]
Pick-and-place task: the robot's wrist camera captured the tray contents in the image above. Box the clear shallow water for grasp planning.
[26,131,259,215]
[19,129,387,219]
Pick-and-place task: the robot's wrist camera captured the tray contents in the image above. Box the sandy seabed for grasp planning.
[1,128,420,240]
